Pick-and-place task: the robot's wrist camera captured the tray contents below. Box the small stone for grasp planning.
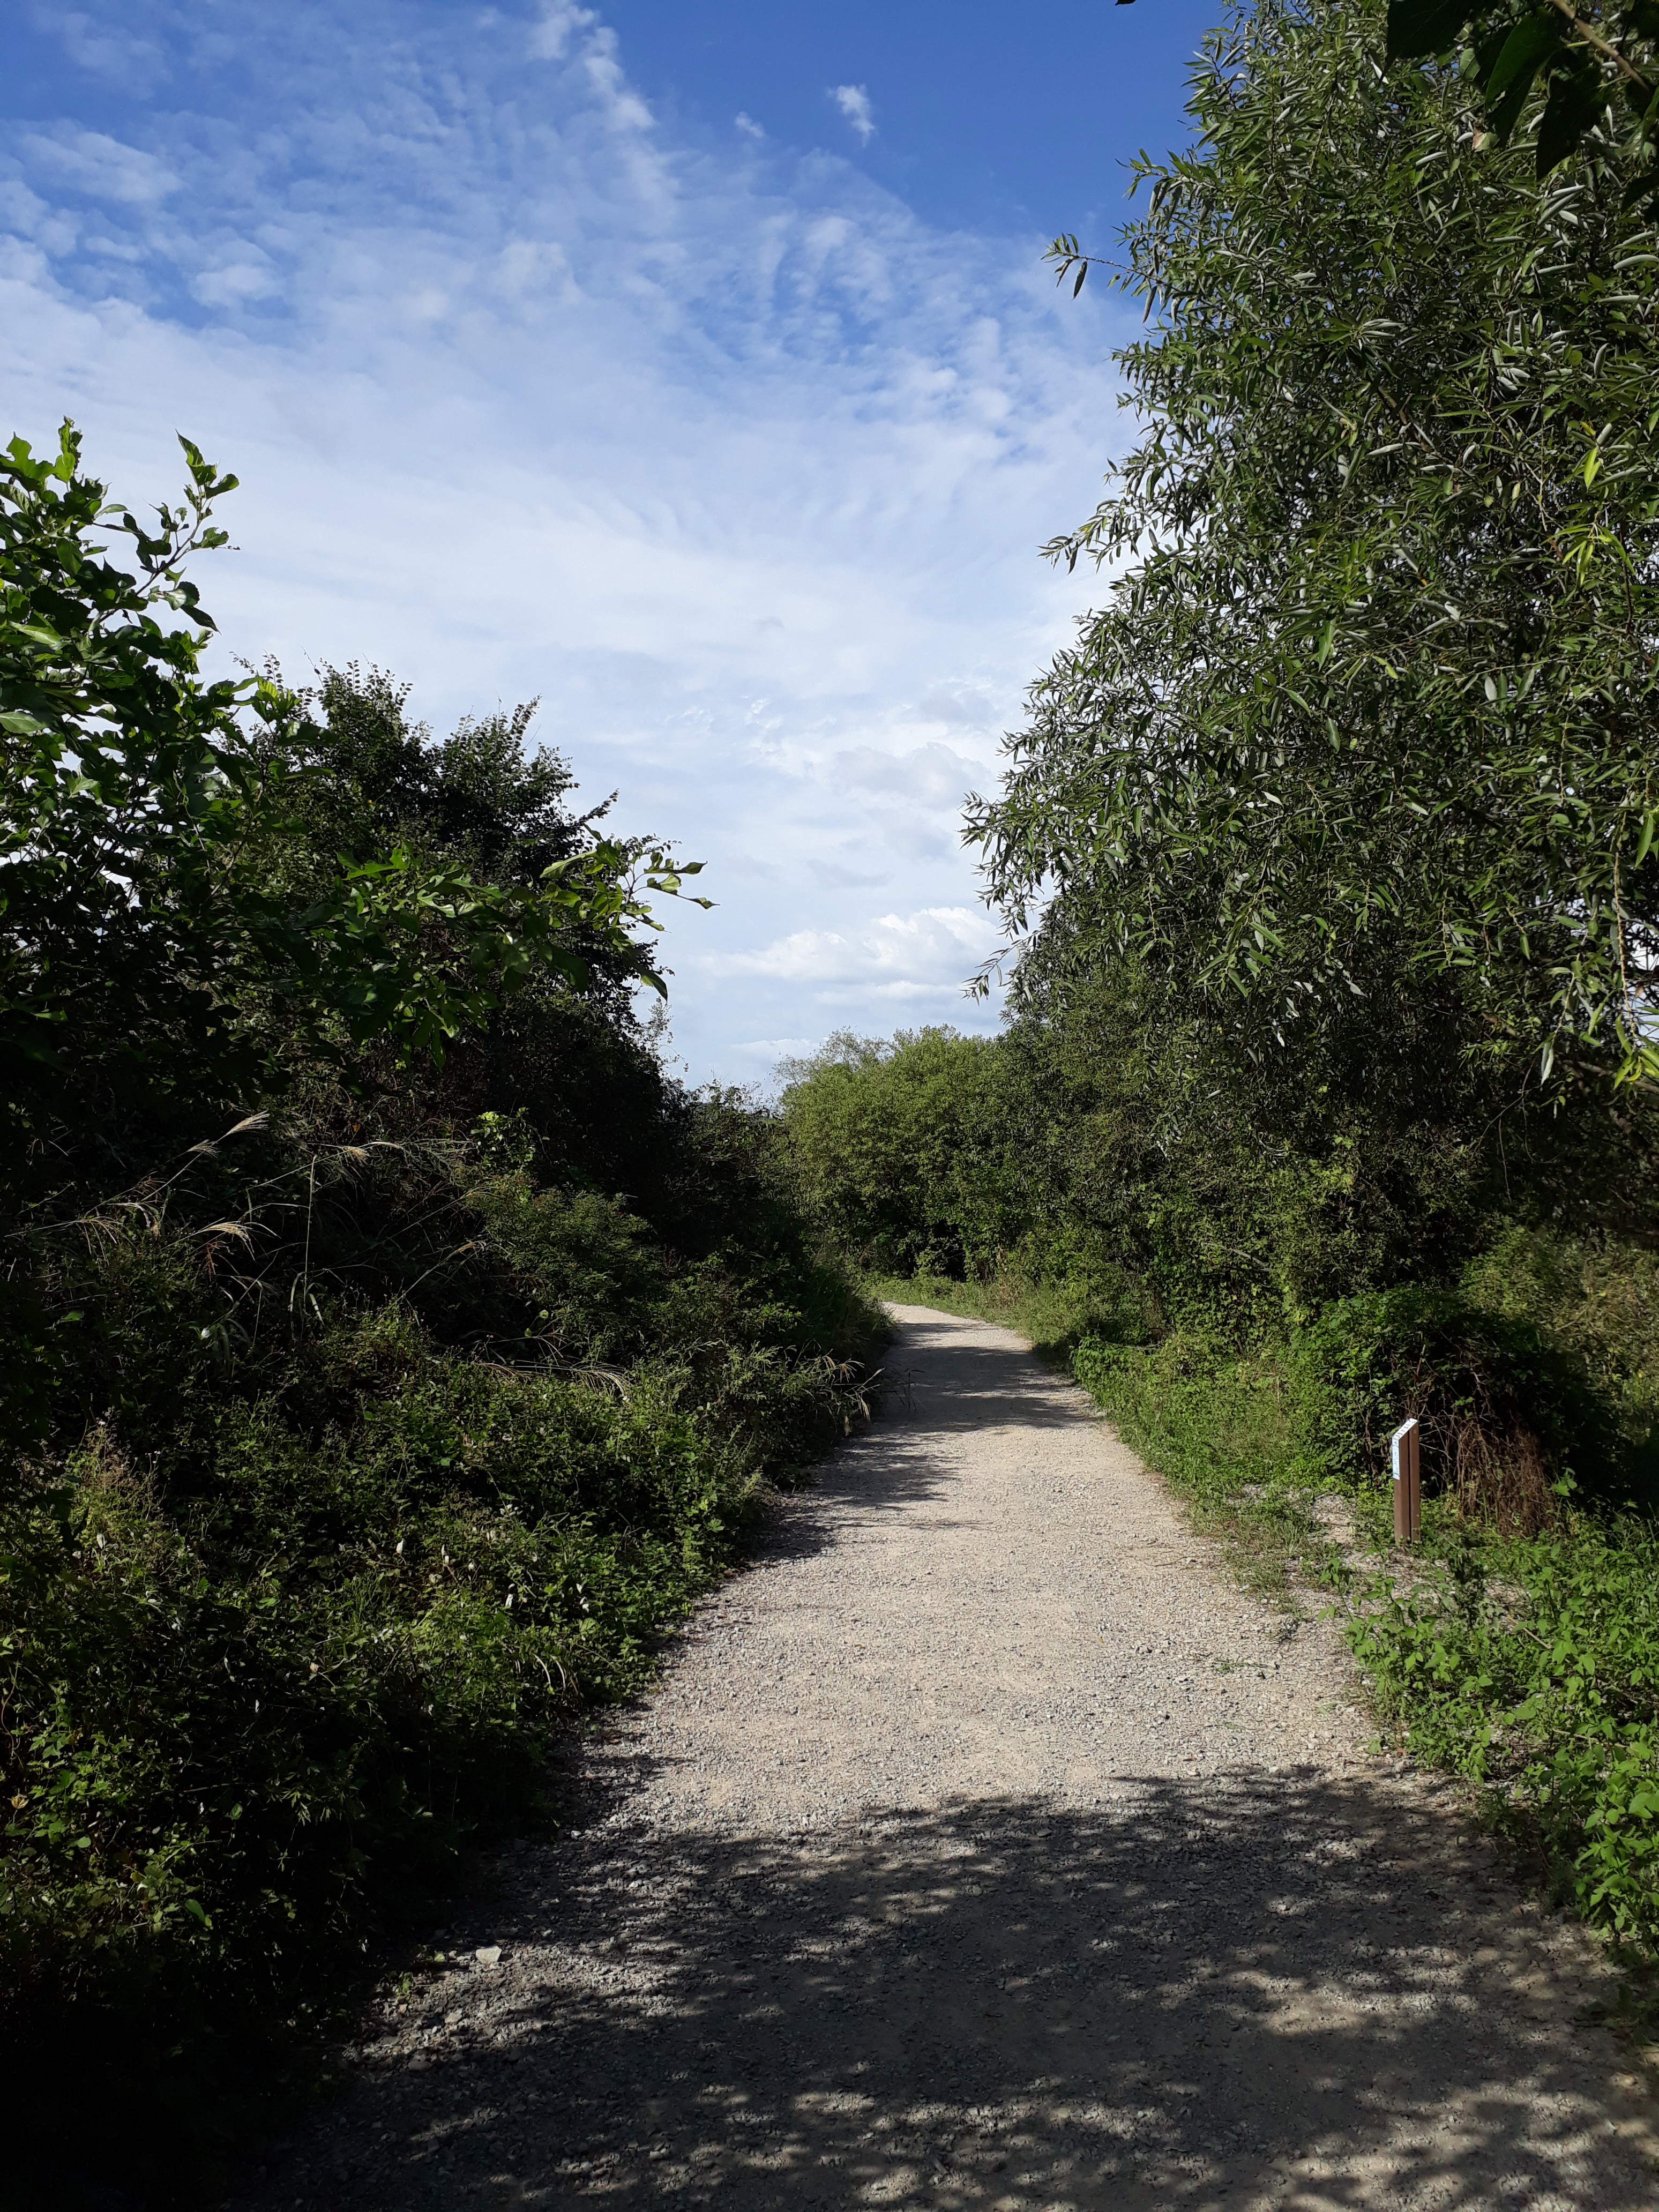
[475,1945,502,1967]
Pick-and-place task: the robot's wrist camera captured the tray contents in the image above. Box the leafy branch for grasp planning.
[1112,0,1658,185]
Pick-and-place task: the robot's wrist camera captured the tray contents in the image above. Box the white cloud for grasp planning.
[491,237,573,298]
[831,84,877,146]
[579,24,655,133]
[709,906,1000,985]
[192,255,279,307]
[20,128,177,205]
[529,3,595,62]
[0,177,79,257]
[0,1,1120,1079]
[32,7,169,92]
[833,741,986,809]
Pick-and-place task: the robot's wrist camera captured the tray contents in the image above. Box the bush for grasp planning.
[1292,1285,1641,1531]
[1072,1334,1298,1508]
[1,1109,879,2204]
[1,1305,768,2022]
[1349,1519,1659,1955]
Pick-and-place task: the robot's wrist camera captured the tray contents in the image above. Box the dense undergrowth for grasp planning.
[5,1101,876,2206]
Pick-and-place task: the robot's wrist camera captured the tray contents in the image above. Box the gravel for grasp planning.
[228,1303,1659,2209]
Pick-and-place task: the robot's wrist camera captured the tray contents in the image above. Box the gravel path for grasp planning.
[234,1305,1658,2209]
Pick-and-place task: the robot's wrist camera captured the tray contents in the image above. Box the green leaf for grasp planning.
[1386,0,1471,64]
[1491,65,1545,146]
[1536,59,1609,176]
[1483,12,1560,102]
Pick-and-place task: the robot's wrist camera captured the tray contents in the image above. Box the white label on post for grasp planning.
[1390,1418,1416,1483]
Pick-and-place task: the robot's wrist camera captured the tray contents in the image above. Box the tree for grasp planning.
[1110,1,1659,185]
[0,424,705,1195]
[778,1029,1015,1274]
[1385,1,1658,180]
[976,0,1659,1094]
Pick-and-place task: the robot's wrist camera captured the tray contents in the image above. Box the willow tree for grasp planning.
[973,0,1659,1098]
[1115,4,1659,203]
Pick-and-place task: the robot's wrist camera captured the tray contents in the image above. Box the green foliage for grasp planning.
[264,666,586,887]
[1074,1335,1300,1503]
[1386,1,1659,186]
[776,993,1565,1343]
[1,424,262,1144]
[1293,1282,1657,1519]
[1349,1518,1659,1951]
[985,0,1659,1089]
[1,1093,877,2209]
[1109,3,1659,190]
[777,1029,1018,1276]
[1462,1222,1659,1435]
[0,1110,876,1942]
[0,1231,854,2017]
[0,425,705,1200]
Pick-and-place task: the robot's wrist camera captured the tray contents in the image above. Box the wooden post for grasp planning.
[1391,1416,1421,1545]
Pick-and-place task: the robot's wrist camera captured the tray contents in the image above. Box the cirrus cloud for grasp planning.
[2,0,1124,1079]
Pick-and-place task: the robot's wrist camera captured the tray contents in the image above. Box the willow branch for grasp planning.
[1544,0,1655,96]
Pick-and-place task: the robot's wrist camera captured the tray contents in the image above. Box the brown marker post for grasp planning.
[1391,1417,1421,1545]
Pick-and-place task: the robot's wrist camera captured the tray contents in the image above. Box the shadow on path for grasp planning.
[877,1313,1085,1439]
[289,1774,1646,2210]
[736,1310,1095,1575]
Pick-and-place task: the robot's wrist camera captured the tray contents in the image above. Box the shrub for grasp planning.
[1349,1519,1659,1955]
[1294,1286,1644,1529]
[1,1113,880,2203]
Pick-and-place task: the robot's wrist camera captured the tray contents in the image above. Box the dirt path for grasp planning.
[237,1305,1657,2209]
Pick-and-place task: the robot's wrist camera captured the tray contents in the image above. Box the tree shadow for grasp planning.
[878,1307,1089,1437]
[259,1776,1649,2210]
[714,1309,1090,1580]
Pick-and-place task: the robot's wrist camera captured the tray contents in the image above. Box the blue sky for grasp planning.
[1,0,1215,1085]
